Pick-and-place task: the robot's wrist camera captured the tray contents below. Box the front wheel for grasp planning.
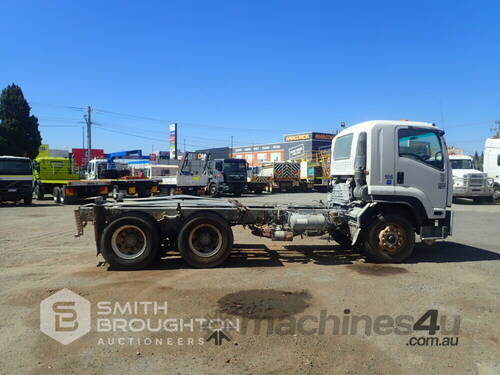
[363,214,415,263]
[209,184,219,198]
[100,214,160,270]
[177,214,233,268]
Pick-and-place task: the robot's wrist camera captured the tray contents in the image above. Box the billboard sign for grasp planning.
[169,123,177,159]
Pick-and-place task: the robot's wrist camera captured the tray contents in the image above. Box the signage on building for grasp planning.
[312,132,335,141]
[288,144,305,159]
[169,123,178,159]
[285,133,310,142]
[284,132,334,142]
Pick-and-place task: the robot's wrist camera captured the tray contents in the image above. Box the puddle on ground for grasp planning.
[349,263,408,276]
[217,289,311,319]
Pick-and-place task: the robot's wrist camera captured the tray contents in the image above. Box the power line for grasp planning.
[31,102,85,112]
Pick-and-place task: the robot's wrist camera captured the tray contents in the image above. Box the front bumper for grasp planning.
[453,186,493,197]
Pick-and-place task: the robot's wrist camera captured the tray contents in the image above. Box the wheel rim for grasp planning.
[53,189,59,202]
[113,187,119,199]
[188,223,223,257]
[377,223,407,254]
[111,225,147,260]
[210,185,217,195]
[33,186,38,199]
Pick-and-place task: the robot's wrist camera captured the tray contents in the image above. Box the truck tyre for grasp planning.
[209,184,219,198]
[472,197,483,204]
[100,213,160,270]
[112,185,120,200]
[59,186,76,205]
[33,184,44,200]
[52,186,61,204]
[23,196,32,205]
[177,213,233,268]
[363,214,415,263]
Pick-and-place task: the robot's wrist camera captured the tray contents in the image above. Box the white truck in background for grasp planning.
[74,120,454,270]
[449,154,494,203]
[483,137,500,200]
[132,164,179,194]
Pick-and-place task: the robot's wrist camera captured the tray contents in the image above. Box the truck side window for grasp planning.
[398,129,444,170]
[332,134,353,160]
[498,154,500,166]
[215,161,223,171]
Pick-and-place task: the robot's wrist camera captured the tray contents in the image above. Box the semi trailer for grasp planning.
[74,120,454,270]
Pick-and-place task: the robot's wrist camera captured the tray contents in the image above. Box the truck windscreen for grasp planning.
[0,159,32,175]
[450,159,473,169]
[224,161,246,172]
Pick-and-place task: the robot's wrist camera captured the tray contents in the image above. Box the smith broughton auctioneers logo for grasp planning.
[40,288,91,345]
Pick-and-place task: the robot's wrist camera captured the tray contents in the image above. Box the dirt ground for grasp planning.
[0,193,499,375]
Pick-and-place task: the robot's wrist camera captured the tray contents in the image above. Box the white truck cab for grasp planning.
[449,154,494,203]
[329,120,453,253]
[143,164,178,191]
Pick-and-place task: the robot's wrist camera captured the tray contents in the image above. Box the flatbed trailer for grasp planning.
[35,179,110,204]
[107,178,159,199]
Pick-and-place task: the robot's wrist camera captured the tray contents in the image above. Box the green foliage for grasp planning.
[0,84,42,158]
[472,151,484,171]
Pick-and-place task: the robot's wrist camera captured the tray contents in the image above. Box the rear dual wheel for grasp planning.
[100,213,160,270]
[53,187,61,204]
[53,186,76,205]
[99,213,233,270]
[33,184,44,200]
[178,214,233,268]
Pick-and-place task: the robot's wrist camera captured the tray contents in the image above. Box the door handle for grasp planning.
[397,172,405,184]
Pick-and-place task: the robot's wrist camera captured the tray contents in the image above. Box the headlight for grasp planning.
[486,178,494,187]
[454,178,464,187]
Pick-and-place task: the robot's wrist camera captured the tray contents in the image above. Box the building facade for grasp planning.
[196,132,335,167]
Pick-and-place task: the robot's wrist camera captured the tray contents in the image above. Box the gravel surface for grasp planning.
[0,193,499,374]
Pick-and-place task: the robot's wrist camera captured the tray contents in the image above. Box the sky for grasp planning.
[1,0,499,155]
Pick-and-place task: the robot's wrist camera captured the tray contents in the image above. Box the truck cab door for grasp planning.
[394,126,449,218]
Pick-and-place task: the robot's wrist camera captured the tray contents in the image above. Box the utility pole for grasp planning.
[84,106,92,163]
[230,136,233,157]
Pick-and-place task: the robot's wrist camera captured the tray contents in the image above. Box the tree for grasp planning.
[473,151,480,170]
[0,84,41,158]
